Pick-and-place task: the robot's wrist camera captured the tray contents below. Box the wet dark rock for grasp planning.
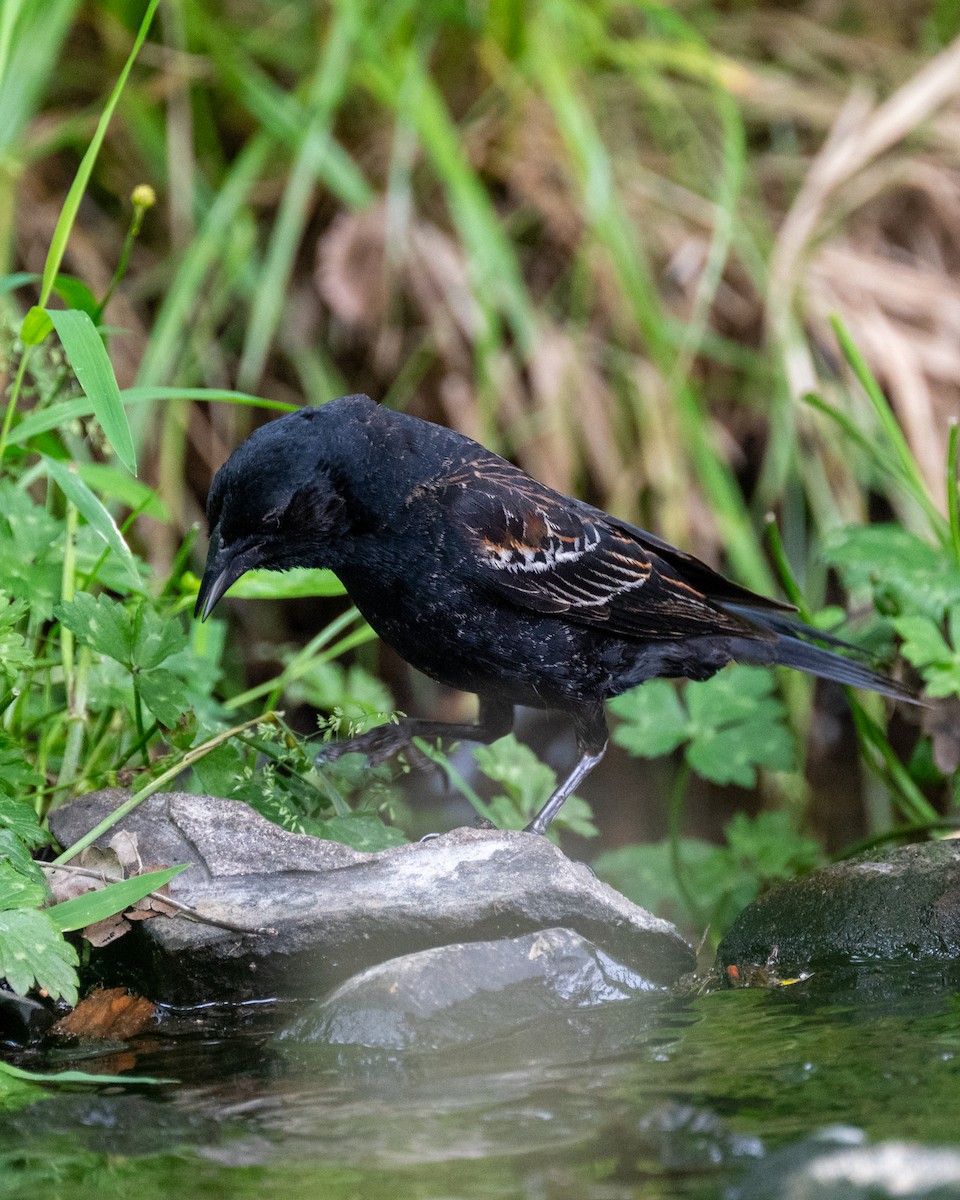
[717,842,960,976]
[731,1126,960,1199]
[626,1102,764,1172]
[0,988,55,1045]
[278,927,659,1052]
[49,790,693,1006]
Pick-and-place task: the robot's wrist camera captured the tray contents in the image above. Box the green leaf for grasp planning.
[285,660,393,721]
[683,667,794,787]
[47,309,136,474]
[473,735,556,812]
[0,1061,174,1086]
[134,607,188,669]
[137,666,189,727]
[56,592,135,666]
[0,272,36,297]
[0,796,50,849]
[76,464,169,521]
[0,861,48,911]
[43,458,141,589]
[0,740,42,801]
[0,484,63,614]
[469,735,597,837]
[219,566,347,600]
[56,595,191,722]
[894,609,960,698]
[9,387,292,448]
[45,864,188,932]
[0,907,78,1003]
[20,305,52,345]
[895,616,952,667]
[0,594,31,688]
[609,680,689,758]
[315,813,408,851]
[686,718,794,788]
[612,668,795,787]
[0,830,45,884]
[685,666,778,729]
[823,525,960,619]
[594,838,718,922]
[723,811,822,879]
[50,273,99,318]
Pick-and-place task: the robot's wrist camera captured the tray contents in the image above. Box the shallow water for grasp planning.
[4,963,960,1199]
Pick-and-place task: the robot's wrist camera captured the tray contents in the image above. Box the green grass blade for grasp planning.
[948,419,960,567]
[34,0,159,311]
[361,48,536,356]
[238,4,365,388]
[0,0,77,151]
[42,456,142,590]
[48,308,136,473]
[45,864,188,931]
[530,11,771,591]
[9,388,295,446]
[135,133,272,386]
[0,1060,175,1086]
[0,270,35,295]
[831,314,948,544]
[204,30,372,209]
[120,386,295,409]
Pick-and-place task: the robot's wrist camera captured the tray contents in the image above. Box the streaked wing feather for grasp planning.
[444,457,757,640]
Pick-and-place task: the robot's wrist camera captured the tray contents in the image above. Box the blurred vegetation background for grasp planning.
[3,0,960,943]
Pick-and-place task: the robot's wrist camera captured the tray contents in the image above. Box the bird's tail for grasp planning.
[726,609,921,705]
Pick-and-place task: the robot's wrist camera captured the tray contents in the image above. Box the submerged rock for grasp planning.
[717,841,960,977]
[279,927,659,1051]
[49,790,694,1006]
[731,1126,960,1199]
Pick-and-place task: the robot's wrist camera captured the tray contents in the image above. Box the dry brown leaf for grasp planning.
[52,987,157,1041]
[107,830,142,872]
[315,206,391,329]
[82,913,131,948]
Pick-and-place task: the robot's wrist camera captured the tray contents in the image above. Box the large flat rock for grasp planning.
[50,790,694,1005]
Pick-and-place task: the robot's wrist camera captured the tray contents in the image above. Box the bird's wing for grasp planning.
[442,458,767,641]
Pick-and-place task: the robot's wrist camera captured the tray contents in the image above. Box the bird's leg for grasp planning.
[315,697,514,768]
[525,705,608,836]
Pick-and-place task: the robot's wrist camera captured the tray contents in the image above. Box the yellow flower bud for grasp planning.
[131,184,156,209]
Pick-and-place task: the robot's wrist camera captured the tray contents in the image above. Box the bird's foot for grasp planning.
[314,720,414,769]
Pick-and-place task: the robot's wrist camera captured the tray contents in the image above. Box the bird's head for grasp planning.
[195,398,375,620]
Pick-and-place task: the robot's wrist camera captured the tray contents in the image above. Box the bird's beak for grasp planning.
[195,527,248,621]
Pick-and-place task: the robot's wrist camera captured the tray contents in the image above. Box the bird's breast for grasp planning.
[334,556,613,708]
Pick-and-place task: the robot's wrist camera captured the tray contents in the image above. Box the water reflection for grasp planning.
[3,964,960,1199]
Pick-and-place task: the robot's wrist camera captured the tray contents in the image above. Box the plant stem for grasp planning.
[0,346,32,464]
[667,761,702,920]
[947,418,960,568]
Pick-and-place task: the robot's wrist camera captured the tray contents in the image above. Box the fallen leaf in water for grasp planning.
[51,987,157,1041]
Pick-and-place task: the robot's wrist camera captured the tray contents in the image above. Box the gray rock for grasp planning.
[717,842,960,976]
[49,790,693,1005]
[279,927,659,1051]
[732,1127,960,1199]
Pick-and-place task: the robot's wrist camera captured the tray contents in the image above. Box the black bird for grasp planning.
[196,394,915,834]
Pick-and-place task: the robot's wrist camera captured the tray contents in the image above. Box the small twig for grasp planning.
[39,861,278,936]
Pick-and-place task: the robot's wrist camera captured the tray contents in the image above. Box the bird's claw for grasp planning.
[314,722,414,770]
